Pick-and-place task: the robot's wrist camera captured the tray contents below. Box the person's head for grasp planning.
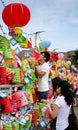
[57,80,74,105]
[39,51,50,63]
[52,77,62,93]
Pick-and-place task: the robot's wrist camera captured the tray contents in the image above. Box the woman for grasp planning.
[42,79,74,130]
[52,77,62,99]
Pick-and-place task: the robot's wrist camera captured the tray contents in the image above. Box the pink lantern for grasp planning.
[71,65,75,69]
[58,53,64,60]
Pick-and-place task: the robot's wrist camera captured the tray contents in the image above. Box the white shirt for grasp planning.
[37,62,50,92]
[54,96,71,130]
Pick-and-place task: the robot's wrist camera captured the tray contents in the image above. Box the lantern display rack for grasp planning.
[0,84,23,89]
[0,84,23,95]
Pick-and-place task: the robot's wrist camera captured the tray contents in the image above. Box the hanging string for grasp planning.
[37,33,42,42]
[1,0,6,7]
[0,24,6,35]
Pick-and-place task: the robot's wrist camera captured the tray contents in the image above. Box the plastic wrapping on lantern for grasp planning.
[12,91,28,109]
[27,72,37,82]
[31,88,37,104]
[20,70,24,83]
[15,46,22,56]
[20,106,27,115]
[3,123,12,130]
[42,107,51,125]
[23,114,32,129]
[28,57,36,69]
[39,43,45,52]
[19,114,32,129]
[14,34,26,43]
[26,90,34,104]
[19,38,28,48]
[12,68,21,83]
[6,72,13,84]
[0,66,6,84]
[0,119,3,130]
[12,120,19,130]
[28,40,32,48]
[32,51,39,61]
[10,99,17,113]
[22,59,29,72]
[10,38,18,49]
[0,97,13,113]
[29,110,37,125]
[3,44,13,59]
[0,91,8,98]
[5,58,14,67]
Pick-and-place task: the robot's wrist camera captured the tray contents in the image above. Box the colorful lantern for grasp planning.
[58,53,64,60]
[50,51,58,62]
[71,65,75,69]
[66,61,71,66]
[74,67,77,71]
[41,40,51,48]
[2,2,31,28]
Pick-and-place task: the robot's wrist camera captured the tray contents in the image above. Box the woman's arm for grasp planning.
[41,99,59,119]
[48,103,59,119]
[35,67,46,78]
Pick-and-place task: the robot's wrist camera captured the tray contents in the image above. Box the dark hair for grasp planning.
[41,51,50,62]
[58,80,73,106]
[52,77,62,93]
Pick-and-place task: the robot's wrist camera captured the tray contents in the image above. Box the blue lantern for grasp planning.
[66,61,71,66]
[41,40,51,48]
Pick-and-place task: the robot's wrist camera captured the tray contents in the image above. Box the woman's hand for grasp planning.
[41,99,50,104]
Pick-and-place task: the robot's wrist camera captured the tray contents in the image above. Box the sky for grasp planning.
[0,0,78,52]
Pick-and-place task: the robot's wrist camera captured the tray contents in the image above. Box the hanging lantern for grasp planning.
[58,53,64,60]
[2,2,31,28]
[66,60,71,66]
[71,65,75,69]
[41,40,51,48]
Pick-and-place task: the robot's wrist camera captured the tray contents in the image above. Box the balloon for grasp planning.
[2,2,31,27]
[41,40,51,48]
[66,61,71,66]
[58,53,64,60]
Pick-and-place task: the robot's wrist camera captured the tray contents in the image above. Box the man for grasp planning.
[35,51,50,102]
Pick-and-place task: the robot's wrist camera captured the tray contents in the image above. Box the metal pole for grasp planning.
[34,33,37,49]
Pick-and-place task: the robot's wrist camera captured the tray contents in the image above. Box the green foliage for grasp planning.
[71,49,78,68]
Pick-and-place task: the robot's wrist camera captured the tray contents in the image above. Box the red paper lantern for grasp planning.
[2,2,31,27]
